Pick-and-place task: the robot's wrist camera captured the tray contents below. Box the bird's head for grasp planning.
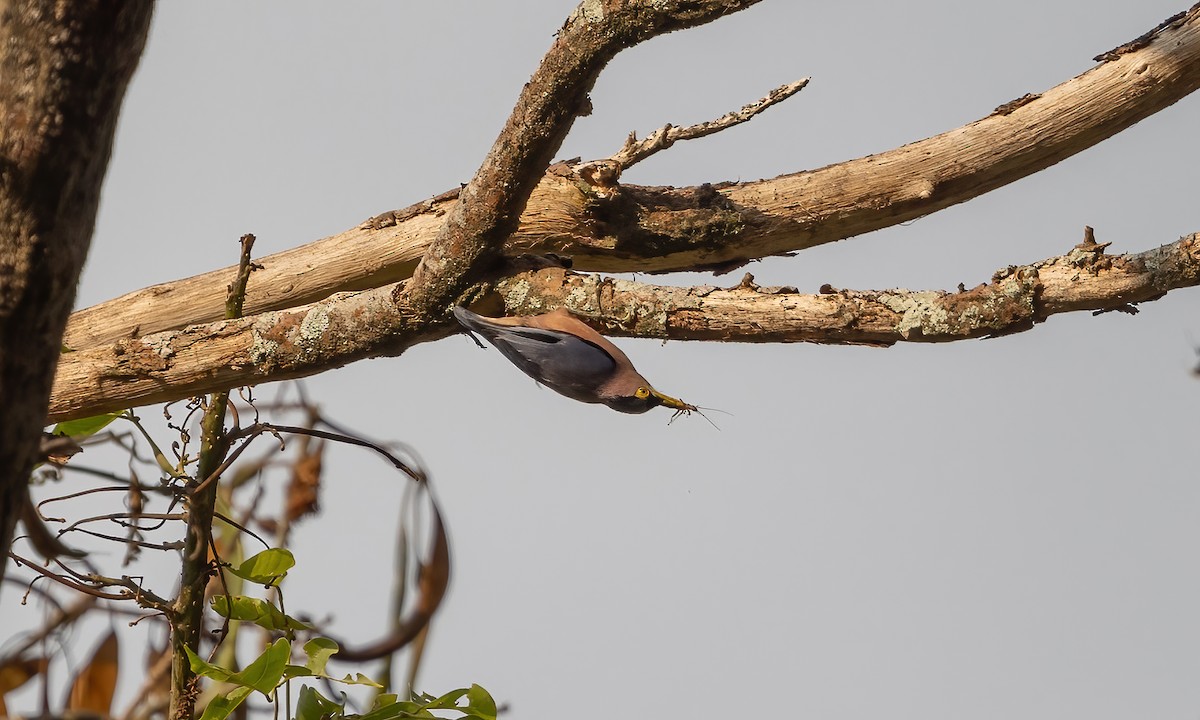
[603,384,696,415]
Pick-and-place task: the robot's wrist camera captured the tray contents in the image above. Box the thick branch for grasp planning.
[52,285,437,422]
[63,4,1200,350]
[496,232,1200,344]
[48,231,1200,422]
[400,0,763,320]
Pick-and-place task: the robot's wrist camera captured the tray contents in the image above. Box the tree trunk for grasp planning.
[0,0,153,586]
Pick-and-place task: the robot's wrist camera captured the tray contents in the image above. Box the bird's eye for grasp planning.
[634,387,651,399]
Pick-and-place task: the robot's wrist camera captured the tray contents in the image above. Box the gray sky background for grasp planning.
[5,2,1200,719]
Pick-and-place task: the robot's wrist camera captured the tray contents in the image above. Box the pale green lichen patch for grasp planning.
[878,290,948,339]
[609,277,670,336]
[561,272,609,312]
[574,0,605,23]
[566,278,598,312]
[882,268,1041,341]
[298,306,332,350]
[249,318,281,367]
[501,277,529,310]
[499,277,546,314]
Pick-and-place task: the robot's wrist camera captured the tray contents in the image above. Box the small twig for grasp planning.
[205,533,235,654]
[57,527,185,551]
[264,405,320,551]
[212,510,270,550]
[263,424,425,482]
[190,424,283,497]
[63,567,172,613]
[3,573,66,609]
[8,551,133,601]
[607,77,809,171]
[62,511,184,531]
[226,233,261,319]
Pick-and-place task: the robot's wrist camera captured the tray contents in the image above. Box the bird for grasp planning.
[453,306,697,415]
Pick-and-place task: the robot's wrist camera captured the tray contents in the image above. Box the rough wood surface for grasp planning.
[63,4,1200,350]
[398,0,763,322]
[500,233,1200,343]
[0,0,153,581]
[47,231,1200,422]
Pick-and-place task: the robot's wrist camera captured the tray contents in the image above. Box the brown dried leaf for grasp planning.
[0,656,45,698]
[67,630,119,717]
[285,440,323,522]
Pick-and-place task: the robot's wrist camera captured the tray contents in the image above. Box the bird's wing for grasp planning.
[483,326,616,389]
[454,309,616,398]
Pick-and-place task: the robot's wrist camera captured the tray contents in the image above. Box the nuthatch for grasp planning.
[453,306,696,415]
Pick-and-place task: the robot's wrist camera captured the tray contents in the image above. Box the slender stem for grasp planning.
[167,395,227,720]
[168,234,256,720]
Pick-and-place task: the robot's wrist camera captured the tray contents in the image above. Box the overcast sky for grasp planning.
[6,2,1200,719]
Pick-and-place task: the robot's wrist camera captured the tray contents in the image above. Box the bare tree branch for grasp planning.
[52,285,442,422]
[399,0,766,322]
[615,77,812,169]
[496,230,1200,344]
[62,4,1200,351]
[47,229,1200,422]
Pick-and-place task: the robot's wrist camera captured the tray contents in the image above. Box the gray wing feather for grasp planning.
[454,307,615,400]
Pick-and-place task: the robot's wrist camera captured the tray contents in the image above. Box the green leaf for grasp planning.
[229,638,290,696]
[184,648,269,720]
[296,686,343,720]
[210,595,311,631]
[229,548,295,585]
[301,637,338,675]
[352,686,496,720]
[338,672,381,687]
[52,412,122,439]
[184,646,235,683]
[464,684,497,720]
[371,693,398,709]
[283,667,380,688]
[419,688,469,711]
[199,685,253,720]
[279,637,382,687]
[356,696,425,720]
